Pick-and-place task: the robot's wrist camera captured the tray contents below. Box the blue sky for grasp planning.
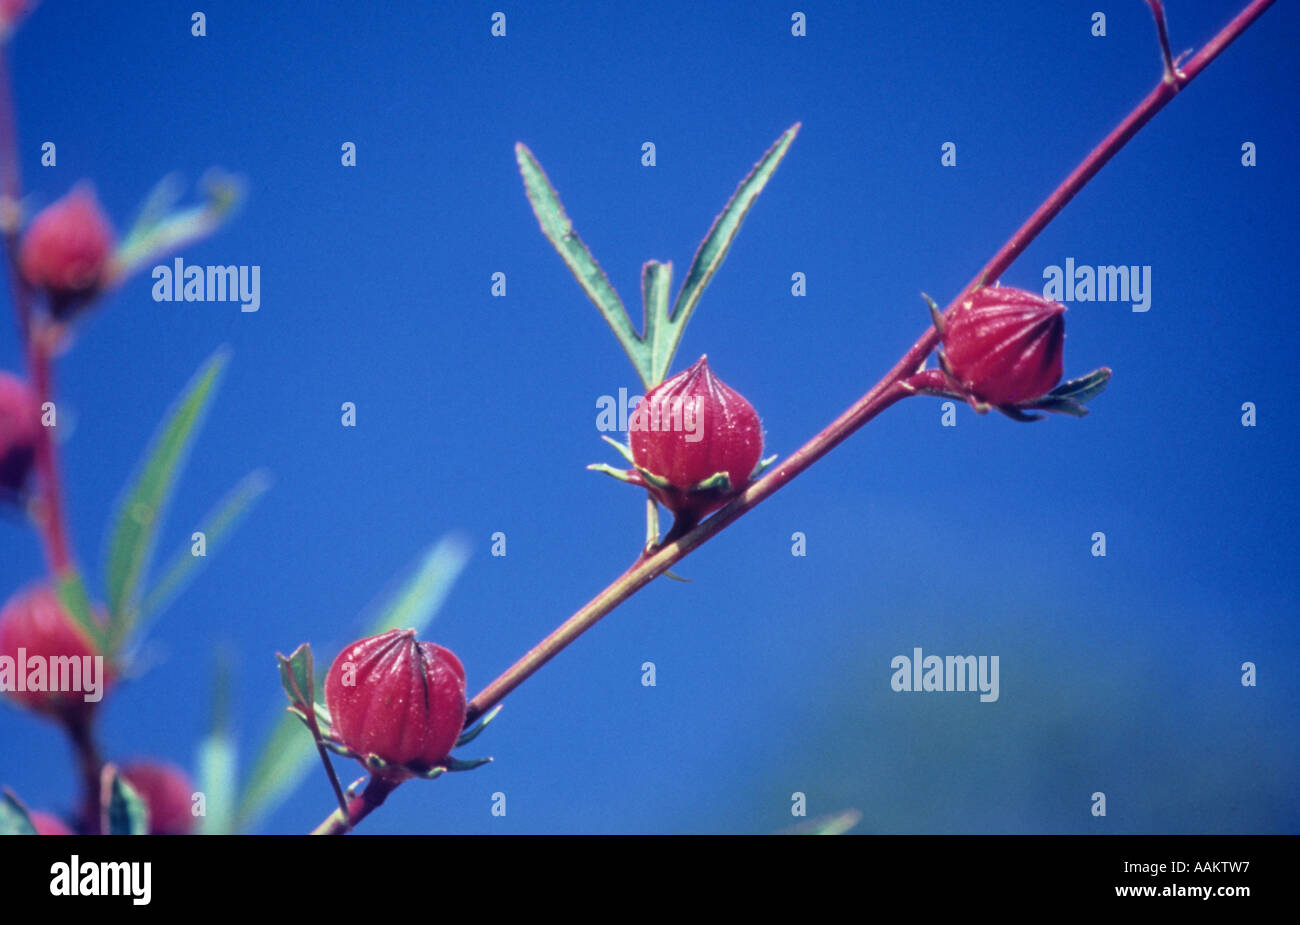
[1,0,1296,833]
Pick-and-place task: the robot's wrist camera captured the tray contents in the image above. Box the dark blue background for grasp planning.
[1,0,1296,833]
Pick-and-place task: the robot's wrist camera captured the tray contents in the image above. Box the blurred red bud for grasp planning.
[121,761,196,835]
[18,185,116,319]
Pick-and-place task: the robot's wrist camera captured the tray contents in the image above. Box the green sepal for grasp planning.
[922,292,945,334]
[994,405,1044,422]
[587,462,639,484]
[751,454,778,479]
[456,704,502,747]
[443,756,493,773]
[635,465,672,490]
[0,789,38,835]
[691,471,732,493]
[600,434,636,465]
[1041,367,1112,405]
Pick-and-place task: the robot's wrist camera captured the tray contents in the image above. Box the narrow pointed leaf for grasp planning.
[196,651,238,834]
[515,142,651,383]
[641,260,674,388]
[109,171,243,283]
[105,347,230,648]
[657,122,800,383]
[137,468,271,631]
[780,808,863,835]
[194,731,237,835]
[55,571,108,653]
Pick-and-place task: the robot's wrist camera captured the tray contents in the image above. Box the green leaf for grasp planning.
[653,122,800,384]
[194,732,237,835]
[276,643,315,710]
[0,789,38,835]
[102,767,149,835]
[55,571,108,653]
[137,469,271,629]
[641,260,675,388]
[235,535,471,831]
[515,142,651,385]
[780,808,863,835]
[104,347,230,650]
[110,171,243,284]
[196,650,238,835]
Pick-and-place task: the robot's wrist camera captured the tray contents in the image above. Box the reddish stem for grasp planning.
[25,324,73,574]
[311,774,398,836]
[0,47,74,576]
[64,712,104,834]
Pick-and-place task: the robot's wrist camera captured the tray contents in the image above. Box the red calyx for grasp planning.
[628,355,763,522]
[18,185,116,319]
[940,287,1065,407]
[324,628,467,779]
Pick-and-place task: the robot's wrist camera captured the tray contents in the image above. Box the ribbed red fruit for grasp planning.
[18,185,116,318]
[942,287,1065,406]
[628,355,763,520]
[324,629,467,779]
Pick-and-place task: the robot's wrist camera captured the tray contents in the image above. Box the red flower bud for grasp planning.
[18,185,116,319]
[940,287,1065,406]
[0,584,112,721]
[628,355,764,522]
[324,629,467,779]
[0,372,40,502]
[28,811,74,836]
[121,761,196,835]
